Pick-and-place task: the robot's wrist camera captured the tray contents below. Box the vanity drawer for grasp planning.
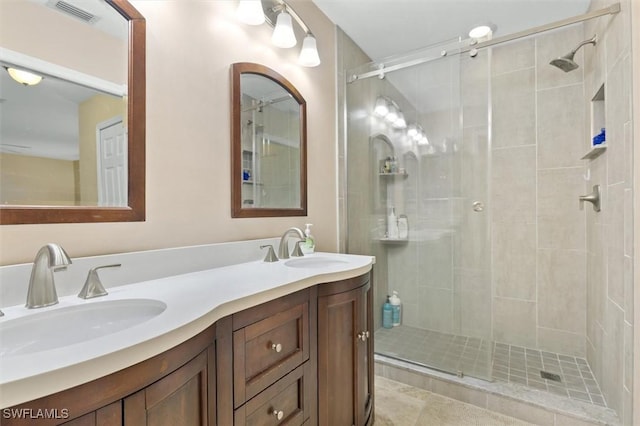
[233,298,309,405]
[234,363,312,426]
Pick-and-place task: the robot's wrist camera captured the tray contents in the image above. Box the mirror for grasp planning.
[231,63,307,218]
[0,0,145,224]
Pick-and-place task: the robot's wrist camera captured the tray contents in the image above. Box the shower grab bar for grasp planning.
[348,3,620,83]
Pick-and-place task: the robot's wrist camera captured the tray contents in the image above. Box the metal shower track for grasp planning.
[348,2,620,83]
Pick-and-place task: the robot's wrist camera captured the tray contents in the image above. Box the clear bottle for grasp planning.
[389,291,402,326]
[302,223,315,254]
[387,207,399,239]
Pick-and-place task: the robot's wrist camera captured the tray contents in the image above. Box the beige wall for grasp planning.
[0,0,337,265]
[78,94,127,203]
[0,153,77,205]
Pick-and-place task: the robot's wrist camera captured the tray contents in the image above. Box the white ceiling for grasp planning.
[311,0,591,61]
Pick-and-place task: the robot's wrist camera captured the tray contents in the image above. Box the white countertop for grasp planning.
[0,252,374,408]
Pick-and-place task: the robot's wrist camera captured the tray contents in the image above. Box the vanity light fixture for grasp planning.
[5,66,43,86]
[236,0,265,25]
[271,8,296,48]
[236,0,321,67]
[298,34,321,67]
[374,96,389,116]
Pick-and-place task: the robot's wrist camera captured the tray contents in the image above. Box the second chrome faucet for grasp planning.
[277,227,306,260]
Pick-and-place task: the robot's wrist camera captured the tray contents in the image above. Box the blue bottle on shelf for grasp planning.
[382,296,393,329]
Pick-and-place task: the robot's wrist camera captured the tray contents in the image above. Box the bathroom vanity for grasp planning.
[0,247,374,426]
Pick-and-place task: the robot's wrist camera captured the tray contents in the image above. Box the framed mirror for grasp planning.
[230,63,307,218]
[0,0,145,224]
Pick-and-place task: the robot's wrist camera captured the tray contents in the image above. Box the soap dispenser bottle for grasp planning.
[302,223,315,254]
[382,296,393,329]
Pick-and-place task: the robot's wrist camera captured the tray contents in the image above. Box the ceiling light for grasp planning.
[272,10,297,48]
[374,97,389,116]
[298,34,321,67]
[469,25,492,39]
[236,0,265,25]
[5,67,43,86]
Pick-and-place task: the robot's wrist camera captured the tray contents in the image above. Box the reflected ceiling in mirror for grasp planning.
[0,0,146,224]
[231,63,307,218]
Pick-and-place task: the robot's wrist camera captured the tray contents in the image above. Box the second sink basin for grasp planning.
[284,256,350,269]
[0,299,167,358]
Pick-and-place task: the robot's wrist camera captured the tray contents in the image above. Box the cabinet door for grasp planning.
[318,281,372,426]
[61,402,121,426]
[124,348,214,426]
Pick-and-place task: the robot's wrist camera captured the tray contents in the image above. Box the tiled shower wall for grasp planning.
[583,0,634,422]
[489,26,588,356]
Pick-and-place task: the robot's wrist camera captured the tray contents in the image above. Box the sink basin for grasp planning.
[284,256,349,269]
[0,299,166,357]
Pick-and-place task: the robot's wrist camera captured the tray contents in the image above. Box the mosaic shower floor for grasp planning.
[374,325,607,408]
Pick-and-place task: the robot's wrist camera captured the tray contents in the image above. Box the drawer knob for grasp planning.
[272,409,284,420]
[271,342,283,353]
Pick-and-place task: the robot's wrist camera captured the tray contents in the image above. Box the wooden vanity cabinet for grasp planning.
[3,326,217,426]
[216,287,318,426]
[6,272,374,426]
[317,272,374,426]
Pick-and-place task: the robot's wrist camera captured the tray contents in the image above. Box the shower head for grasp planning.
[549,34,597,72]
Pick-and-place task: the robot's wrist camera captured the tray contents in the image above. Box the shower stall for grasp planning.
[341,3,633,422]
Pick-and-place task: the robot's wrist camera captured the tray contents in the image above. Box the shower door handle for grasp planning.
[472,201,484,212]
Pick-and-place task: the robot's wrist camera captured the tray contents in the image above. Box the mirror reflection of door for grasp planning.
[97,117,127,207]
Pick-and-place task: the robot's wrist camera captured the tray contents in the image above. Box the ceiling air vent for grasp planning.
[48,0,98,24]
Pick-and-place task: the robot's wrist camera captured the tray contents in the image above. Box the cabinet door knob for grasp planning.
[271,342,283,353]
[357,331,369,341]
[272,409,284,420]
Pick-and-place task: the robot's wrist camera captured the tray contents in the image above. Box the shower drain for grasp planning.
[540,371,562,382]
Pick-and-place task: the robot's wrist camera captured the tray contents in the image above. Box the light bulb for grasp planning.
[407,125,418,137]
[6,67,43,86]
[385,104,398,123]
[469,25,492,39]
[272,11,297,48]
[298,34,321,67]
[393,112,406,129]
[236,0,265,25]
[374,97,388,116]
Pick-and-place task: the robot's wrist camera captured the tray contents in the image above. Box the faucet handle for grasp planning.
[78,264,121,299]
[291,240,305,257]
[260,245,279,262]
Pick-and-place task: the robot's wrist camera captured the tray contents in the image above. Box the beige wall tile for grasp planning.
[493,297,537,348]
[538,326,585,357]
[605,56,631,185]
[492,68,536,149]
[492,221,536,300]
[606,183,625,307]
[537,248,587,335]
[491,38,535,75]
[537,84,585,169]
[491,146,536,223]
[537,167,586,250]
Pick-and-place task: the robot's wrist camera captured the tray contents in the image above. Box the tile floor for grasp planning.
[375,375,535,425]
[375,325,607,408]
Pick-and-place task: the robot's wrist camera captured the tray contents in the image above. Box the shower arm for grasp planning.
[569,35,597,55]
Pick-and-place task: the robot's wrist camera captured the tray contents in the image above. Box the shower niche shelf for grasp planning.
[376,237,409,244]
[378,172,408,178]
[582,84,606,160]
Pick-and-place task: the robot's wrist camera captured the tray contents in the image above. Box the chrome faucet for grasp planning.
[277,227,305,259]
[26,243,72,309]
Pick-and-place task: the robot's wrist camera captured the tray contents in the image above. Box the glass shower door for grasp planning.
[345,39,493,381]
